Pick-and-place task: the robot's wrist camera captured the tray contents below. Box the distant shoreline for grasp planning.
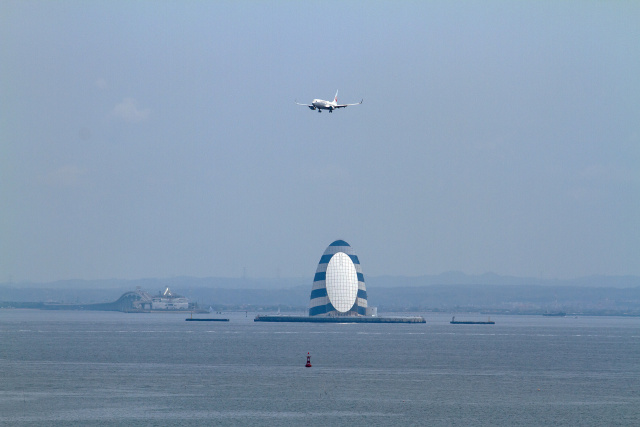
[2,304,640,317]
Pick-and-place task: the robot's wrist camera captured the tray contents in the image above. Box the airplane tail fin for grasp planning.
[334,90,338,103]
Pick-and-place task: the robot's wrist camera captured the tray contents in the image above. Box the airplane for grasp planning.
[295,90,362,113]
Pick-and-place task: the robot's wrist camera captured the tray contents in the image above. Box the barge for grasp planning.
[450,316,495,325]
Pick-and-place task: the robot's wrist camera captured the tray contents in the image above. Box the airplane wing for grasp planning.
[295,100,316,110]
[334,99,363,109]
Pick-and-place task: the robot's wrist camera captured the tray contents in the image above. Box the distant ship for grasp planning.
[542,311,566,317]
[450,316,495,325]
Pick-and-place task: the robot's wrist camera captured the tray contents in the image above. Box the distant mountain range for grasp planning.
[3,272,639,290]
[367,272,640,288]
[2,273,639,315]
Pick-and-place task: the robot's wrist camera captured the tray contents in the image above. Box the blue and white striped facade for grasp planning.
[309,240,367,316]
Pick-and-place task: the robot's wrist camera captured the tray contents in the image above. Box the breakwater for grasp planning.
[254,315,425,323]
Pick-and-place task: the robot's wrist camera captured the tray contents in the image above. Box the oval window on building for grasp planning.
[325,252,358,313]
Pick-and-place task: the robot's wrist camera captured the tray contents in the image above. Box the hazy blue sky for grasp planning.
[2,1,639,282]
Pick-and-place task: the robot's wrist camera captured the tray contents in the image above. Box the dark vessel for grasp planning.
[542,312,566,317]
[450,316,495,325]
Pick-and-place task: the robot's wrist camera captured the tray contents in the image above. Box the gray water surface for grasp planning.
[1,310,638,426]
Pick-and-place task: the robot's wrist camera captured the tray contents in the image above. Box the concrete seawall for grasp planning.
[254,315,425,323]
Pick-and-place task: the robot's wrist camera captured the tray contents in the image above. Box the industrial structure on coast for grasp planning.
[26,287,200,312]
[255,240,425,323]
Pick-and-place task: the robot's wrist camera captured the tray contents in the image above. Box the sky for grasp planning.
[2,1,639,283]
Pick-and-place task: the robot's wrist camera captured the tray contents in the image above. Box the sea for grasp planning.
[1,310,638,426]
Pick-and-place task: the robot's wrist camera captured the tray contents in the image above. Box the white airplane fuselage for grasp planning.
[296,90,362,113]
[311,99,337,111]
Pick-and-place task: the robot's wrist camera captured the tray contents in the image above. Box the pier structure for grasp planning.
[255,315,425,323]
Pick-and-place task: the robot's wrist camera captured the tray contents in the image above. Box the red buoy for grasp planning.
[305,352,312,367]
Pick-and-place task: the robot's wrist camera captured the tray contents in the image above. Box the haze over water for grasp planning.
[1,310,638,426]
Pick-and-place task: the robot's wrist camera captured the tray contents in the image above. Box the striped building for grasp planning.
[309,240,367,316]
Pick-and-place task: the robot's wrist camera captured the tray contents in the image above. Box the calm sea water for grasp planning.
[1,310,639,426]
